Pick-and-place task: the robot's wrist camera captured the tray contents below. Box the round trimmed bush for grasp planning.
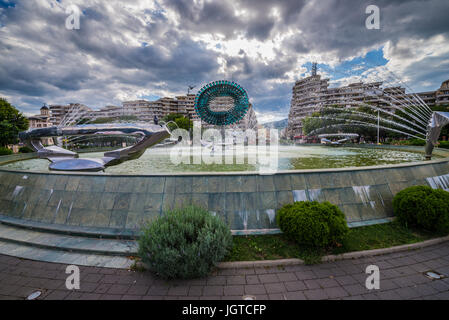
[276,201,349,247]
[138,206,232,279]
[0,147,13,156]
[19,146,34,153]
[393,185,449,233]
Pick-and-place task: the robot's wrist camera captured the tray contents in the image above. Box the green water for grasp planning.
[0,145,427,174]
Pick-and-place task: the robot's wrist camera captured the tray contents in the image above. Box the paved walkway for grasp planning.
[1,242,449,300]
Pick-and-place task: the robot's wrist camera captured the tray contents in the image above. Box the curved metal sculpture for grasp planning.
[425,112,449,160]
[194,80,249,126]
[19,123,170,171]
[318,133,359,146]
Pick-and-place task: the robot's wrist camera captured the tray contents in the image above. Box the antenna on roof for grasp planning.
[187,85,196,94]
[312,62,318,76]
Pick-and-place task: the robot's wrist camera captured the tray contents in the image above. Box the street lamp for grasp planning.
[377,108,380,145]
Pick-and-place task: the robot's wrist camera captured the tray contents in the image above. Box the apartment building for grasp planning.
[43,91,258,130]
[287,74,449,138]
[417,79,449,106]
[49,103,93,126]
[92,105,123,119]
[120,95,258,130]
[28,105,52,129]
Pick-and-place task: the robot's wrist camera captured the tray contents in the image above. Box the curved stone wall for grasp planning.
[1,147,449,236]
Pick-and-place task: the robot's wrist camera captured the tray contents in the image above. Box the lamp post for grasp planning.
[377,108,380,145]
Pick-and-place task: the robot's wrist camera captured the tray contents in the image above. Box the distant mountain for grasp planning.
[262,118,288,130]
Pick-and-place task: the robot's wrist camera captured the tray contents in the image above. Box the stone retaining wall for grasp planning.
[1,147,448,235]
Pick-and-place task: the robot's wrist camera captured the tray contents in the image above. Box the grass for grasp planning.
[224,222,440,265]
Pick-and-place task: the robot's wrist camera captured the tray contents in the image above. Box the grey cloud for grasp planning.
[0,0,448,119]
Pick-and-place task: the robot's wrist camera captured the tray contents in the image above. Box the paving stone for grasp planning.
[376,290,402,300]
[258,274,279,283]
[268,293,285,300]
[284,280,306,292]
[244,284,266,295]
[147,285,169,296]
[83,273,103,283]
[304,289,329,300]
[2,240,449,301]
[294,270,315,280]
[203,285,224,296]
[126,285,149,296]
[224,285,244,296]
[80,293,102,300]
[413,283,438,297]
[285,291,306,300]
[167,286,189,296]
[188,286,203,296]
[99,294,123,300]
[395,287,421,300]
[206,276,226,285]
[334,275,358,286]
[43,289,71,300]
[199,296,222,300]
[94,283,113,294]
[264,283,286,294]
[428,280,449,292]
[304,279,320,289]
[344,284,368,296]
[246,275,260,285]
[78,282,99,293]
[107,284,131,295]
[316,278,339,288]
[324,287,349,299]
[361,292,380,300]
[276,272,297,282]
[226,276,246,285]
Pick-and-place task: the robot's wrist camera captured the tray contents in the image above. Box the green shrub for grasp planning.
[138,206,232,279]
[393,185,449,233]
[0,147,13,156]
[19,146,34,153]
[276,201,349,247]
[390,139,425,146]
[438,141,449,149]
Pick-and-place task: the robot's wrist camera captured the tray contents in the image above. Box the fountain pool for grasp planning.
[0,145,430,173]
[0,145,448,238]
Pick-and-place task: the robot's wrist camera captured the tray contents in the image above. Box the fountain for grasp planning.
[18,123,170,171]
[425,112,449,160]
[0,77,449,267]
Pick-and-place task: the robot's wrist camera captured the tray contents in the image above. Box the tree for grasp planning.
[162,113,193,131]
[0,98,29,146]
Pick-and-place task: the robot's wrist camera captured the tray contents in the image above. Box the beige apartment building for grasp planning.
[42,93,258,130]
[27,105,53,145]
[28,105,52,129]
[49,103,93,126]
[120,95,258,130]
[287,74,449,138]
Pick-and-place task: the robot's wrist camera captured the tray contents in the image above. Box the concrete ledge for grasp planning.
[321,235,449,262]
[216,235,449,269]
[217,258,304,269]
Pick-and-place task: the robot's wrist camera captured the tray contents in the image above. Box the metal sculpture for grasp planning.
[318,133,359,146]
[194,80,249,126]
[425,112,449,160]
[19,123,170,171]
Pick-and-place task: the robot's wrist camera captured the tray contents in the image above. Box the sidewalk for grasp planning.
[1,242,449,300]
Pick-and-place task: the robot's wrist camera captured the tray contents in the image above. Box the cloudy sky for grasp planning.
[1,0,448,123]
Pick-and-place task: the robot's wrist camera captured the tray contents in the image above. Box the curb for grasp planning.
[216,235,449,269]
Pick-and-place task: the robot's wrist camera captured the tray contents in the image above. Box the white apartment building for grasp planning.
[28,105,52,129]
[91,105,123,119]
[49,103,93,126]
[286,74,446,138]
[44,92,258,131]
